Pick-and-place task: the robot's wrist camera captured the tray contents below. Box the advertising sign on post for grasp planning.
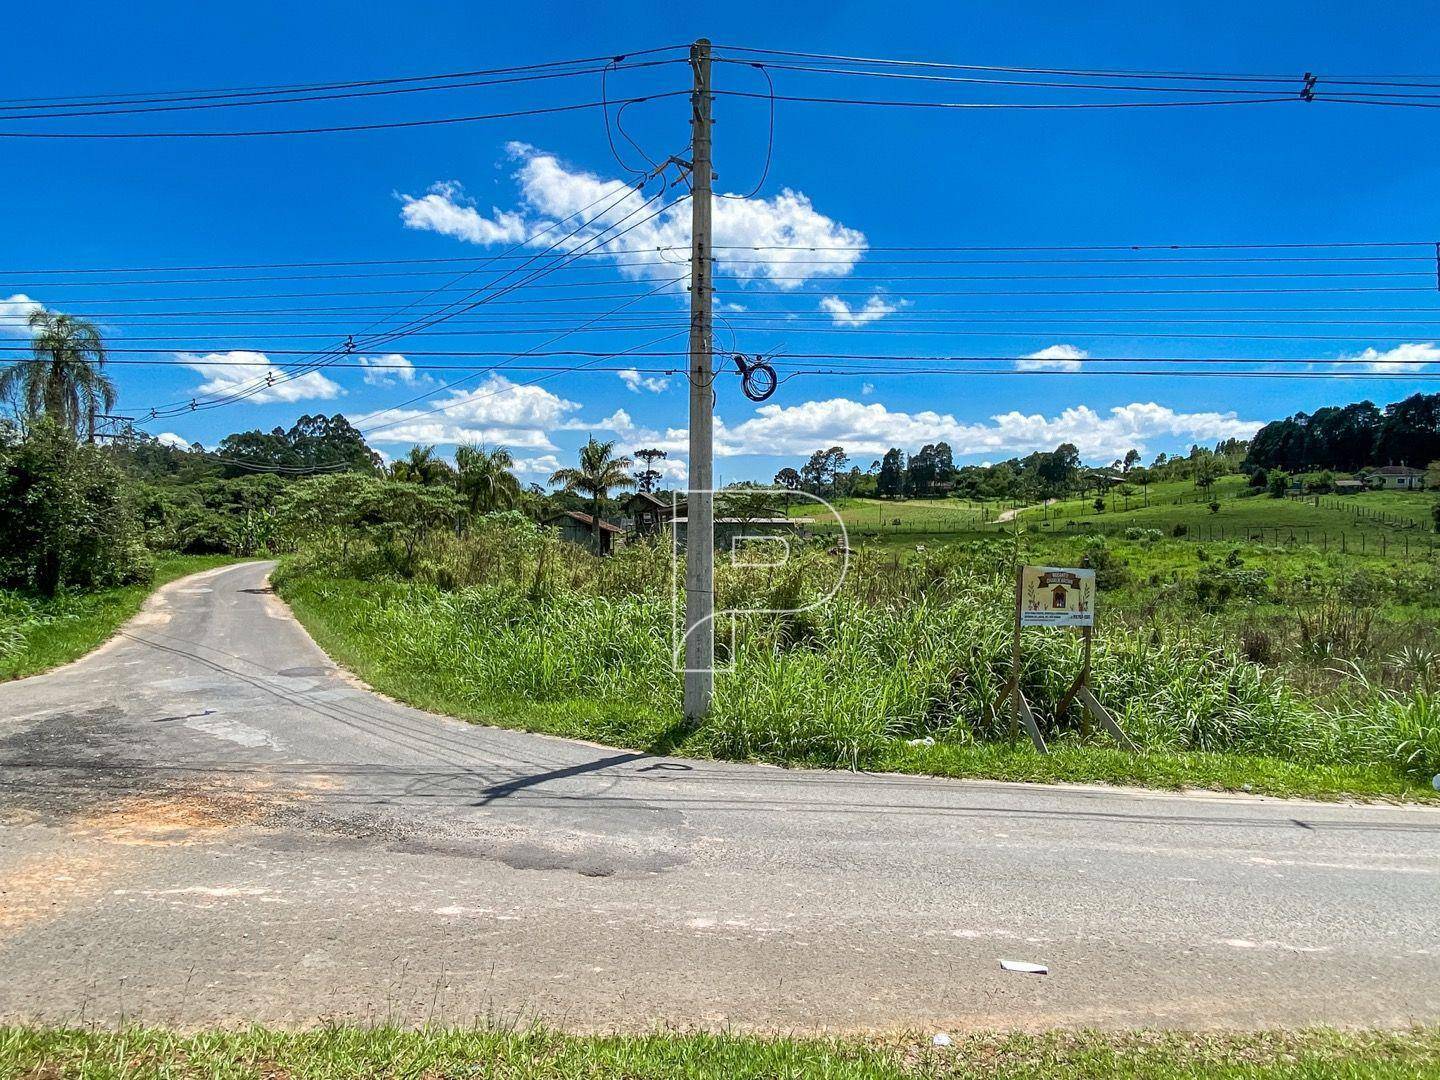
[1017,566,1095,628]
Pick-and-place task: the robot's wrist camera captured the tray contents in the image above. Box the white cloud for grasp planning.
[0,293,43,336]
[513,453,564,479]
[587,397,1261,463]
[180,351,345,404]
[397,181,530,245]
[1335,341,1440,373]
[648,455,688,483]
[359,353,431,387]
[819,294,902,327]
[398,144,866,289]
[1016,344,1088,372]
[618,367,670,394]
[355,374,580,447]
[156,432,192,450]
[861,382,875,396]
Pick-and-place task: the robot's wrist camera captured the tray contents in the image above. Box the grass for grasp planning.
[275,563,1439,803]
[0,554,238,681]
[3,1025,1439,1079]
[1020,477,1437,547]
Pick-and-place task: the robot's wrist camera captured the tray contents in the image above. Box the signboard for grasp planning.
[1017,566,1095,627]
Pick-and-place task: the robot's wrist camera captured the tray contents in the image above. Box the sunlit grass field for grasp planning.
[5,1025,1439,1079]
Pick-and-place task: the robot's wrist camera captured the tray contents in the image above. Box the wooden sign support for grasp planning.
[995,566,1137,754]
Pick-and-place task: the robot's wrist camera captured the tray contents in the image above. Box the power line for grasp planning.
[714,88,1302,111]
[0,60,684,121]
[144,171,682,417]
[4,241,1432,275]
[0,92,690,139]
[4,345,1434,364]
[0,45,689,107]
[10,263,1436,287]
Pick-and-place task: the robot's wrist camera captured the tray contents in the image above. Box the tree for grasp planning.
[633,447,668,493]
[1193,452,1224,492]
[217,413,381,475]
[549,437,634,554]
[1036,443,1081,498]
[1130,466,1151,504]
[1123,448,1141,472]
[0,419,146,594]
[389,445,455,487]
[0,311,116,441]
[455,444,521,517]
[1375,393,1440,467]
[799,446,849,495]
[773,467,801,491]
[876,448,906,498]
[1268,471,1289,499]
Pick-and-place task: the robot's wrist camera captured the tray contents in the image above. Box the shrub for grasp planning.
[1238,625,1278,665]
[0,421,149,595]
[1171,523,1189,538]
[1208,501,1221,514]
[1080,536,1129,590]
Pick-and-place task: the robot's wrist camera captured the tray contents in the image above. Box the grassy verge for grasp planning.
[0,555,239,681]
[3,1026,1438,1079]
[277,572,1436,803]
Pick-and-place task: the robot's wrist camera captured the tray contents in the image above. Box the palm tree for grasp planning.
[0,311,116,441]
[389,445,454,486]
[549,437,634,553]
[455,443,521,516]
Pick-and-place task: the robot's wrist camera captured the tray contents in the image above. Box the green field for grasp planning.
[781,479,1438,558]
[275,513,1440,803]
[0,554,237,681]
[4,1025,1438,1079]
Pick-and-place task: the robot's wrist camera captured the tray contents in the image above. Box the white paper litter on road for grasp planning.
[1000,959,1049,974]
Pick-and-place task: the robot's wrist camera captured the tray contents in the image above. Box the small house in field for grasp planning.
[1333,478,1365,495]
[620,491,679,538]
[543,510,624,555]
[1363,465,1426,491]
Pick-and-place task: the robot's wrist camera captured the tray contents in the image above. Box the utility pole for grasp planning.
[683,38,715,720]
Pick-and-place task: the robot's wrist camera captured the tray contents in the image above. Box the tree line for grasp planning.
[771,439,1249,502]
[1245,393,1440,474]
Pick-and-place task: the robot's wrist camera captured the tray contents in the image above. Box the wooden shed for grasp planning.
[544,510,624,555]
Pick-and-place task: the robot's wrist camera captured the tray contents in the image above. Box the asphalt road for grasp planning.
[1,560,1437,1032]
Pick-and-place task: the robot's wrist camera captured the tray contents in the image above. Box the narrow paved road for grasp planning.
[1,561,1437,1032]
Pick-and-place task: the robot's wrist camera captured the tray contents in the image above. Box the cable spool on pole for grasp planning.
[683,38,715,721]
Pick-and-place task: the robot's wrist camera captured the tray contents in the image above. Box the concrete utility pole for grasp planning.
[683,38,715,720]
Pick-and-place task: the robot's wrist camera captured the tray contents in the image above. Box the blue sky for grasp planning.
[3,0,1440,483]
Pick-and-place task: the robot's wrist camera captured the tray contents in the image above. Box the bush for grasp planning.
[1123,527,1162,542]
[1268,472,1289,499]
[1080,536,1129,590]
[1171,523,1189,538]
[0,421,149,595]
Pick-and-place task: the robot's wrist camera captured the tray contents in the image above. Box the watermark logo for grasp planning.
[669,488,850,675]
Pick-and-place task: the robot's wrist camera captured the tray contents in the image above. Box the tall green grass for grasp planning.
[273,520,1440,799]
